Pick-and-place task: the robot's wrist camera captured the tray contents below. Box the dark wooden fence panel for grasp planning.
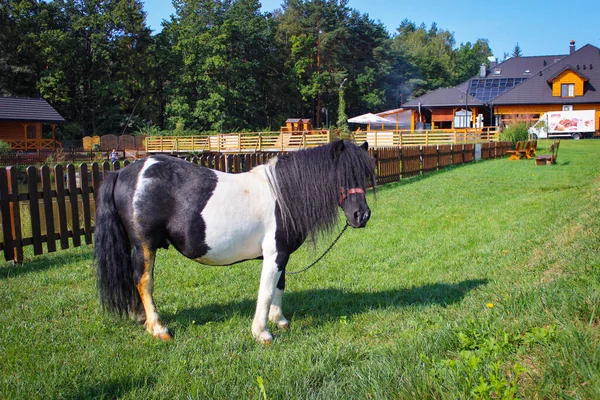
[372,147,400,184]
[422,146,438,173]
[0,169,12,254]
[464,144,475,163]
[26,166,43,255]
[438,145,452,168]
[453,144,464,165]
[481,142,491,160]
[7,167,24,262]
[401,146,421,178]
[54,164,69,250]
[40,165,56,253]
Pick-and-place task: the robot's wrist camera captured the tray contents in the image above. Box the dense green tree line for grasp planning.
[0,0,492,139]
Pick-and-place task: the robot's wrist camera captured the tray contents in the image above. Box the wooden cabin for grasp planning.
[281,118,313,133]
[0,97,65,150]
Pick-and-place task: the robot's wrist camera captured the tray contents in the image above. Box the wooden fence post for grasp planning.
[7,166,23,263]
[53,165,69,250]
[40,165,56,253]
[0,168,14,261]
[26,166,43,255]
[80,164,93,245]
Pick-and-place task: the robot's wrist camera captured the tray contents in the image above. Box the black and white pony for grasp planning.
[94,140,375,343]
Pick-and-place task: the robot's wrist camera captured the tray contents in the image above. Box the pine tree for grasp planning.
[512,42,523,58]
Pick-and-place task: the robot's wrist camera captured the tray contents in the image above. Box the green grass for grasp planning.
[1,139,599,399]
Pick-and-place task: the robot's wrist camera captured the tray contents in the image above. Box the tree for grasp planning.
[274,0,392,127]
[0,0,499,137]
[391,20,457,97]
[455,39,493,82]
[166,0,275,132]
[512,42,523,58]
[337,78,349,138]
[0,0,58,97]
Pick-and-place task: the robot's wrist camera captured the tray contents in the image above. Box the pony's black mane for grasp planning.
[267,140,375,242]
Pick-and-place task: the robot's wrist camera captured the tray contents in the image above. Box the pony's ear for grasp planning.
[360,141,368,151]
[333,140,345,158]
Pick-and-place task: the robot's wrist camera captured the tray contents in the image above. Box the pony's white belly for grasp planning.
[194,227,264,265]
[196,167,276,266]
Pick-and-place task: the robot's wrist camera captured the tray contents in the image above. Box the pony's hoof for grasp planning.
[154,331,173,341]
[278,321,290,331]
[147,323,172,341]
[255,331,274,344]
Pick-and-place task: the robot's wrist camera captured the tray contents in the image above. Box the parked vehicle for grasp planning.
[528,110,596,140]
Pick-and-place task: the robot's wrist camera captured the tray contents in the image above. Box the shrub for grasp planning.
[0,140,10,153]
[500,122,529,146]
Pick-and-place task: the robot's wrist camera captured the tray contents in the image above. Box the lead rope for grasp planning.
[286,222,349,275]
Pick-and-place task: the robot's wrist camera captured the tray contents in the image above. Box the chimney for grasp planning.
[487,56,497,70]
[570,40,576,54]
[479,63,486,78]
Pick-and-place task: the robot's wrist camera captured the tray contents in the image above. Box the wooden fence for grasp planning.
[81,135,147,151]
[0,149,120,167]
[0,142,511,263]
[145,128,500,154]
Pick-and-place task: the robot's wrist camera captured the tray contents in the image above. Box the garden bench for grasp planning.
[507,140,536,160]
[519,140,535,159]
[506,141,524,160]
[535,140,560,165]
[528,140,537,157]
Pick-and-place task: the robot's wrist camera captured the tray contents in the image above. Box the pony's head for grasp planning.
[334,140,374,228]
[268,139,375,242]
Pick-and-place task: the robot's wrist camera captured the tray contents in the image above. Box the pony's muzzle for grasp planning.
[351,208,370,228]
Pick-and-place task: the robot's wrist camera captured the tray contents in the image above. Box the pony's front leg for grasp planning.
[269,271,289,330]
[252,252,284,344]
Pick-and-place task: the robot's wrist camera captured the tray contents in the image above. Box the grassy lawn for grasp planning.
[1,139,599,399]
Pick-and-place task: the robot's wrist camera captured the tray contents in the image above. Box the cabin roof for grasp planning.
[0,97,66,123]
[402,87,482,108]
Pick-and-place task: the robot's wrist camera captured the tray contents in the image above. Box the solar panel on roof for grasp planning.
[468,78,527,102]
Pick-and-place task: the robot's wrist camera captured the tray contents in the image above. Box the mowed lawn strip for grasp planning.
[1,139,599,399]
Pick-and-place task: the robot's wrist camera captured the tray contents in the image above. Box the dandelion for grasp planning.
[486,303,494,309]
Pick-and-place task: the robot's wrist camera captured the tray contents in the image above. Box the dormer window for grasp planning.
[561,83,575,97]
[548,67,587,98]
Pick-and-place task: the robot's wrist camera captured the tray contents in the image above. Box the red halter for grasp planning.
[339,187,365,205]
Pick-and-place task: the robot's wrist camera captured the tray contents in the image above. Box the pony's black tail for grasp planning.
[94,172,140,316]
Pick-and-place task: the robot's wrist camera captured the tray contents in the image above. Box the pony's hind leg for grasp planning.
[134,244,172,341]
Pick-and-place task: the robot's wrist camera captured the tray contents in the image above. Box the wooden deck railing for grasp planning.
[7,139,61,151]
[146,132,332,153]
[352,128,500,148]
[145,129,499,153]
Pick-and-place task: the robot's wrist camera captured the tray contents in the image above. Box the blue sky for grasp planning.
[143,0,599,59]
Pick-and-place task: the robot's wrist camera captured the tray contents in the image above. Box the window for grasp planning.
[26,125,36,139]
[561,83,574,97]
